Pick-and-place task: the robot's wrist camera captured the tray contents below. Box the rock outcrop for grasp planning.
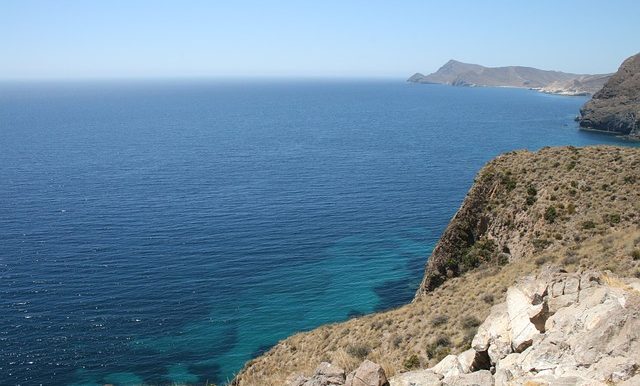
[289,360,389,386]
[578,53,640,137]
[409,60,611,96]
[390,269,640,385]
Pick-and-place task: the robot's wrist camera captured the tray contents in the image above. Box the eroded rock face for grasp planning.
[392,269,640,386]
[579,52,640,136]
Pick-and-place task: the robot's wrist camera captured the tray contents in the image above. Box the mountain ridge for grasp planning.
[409,60,611,96]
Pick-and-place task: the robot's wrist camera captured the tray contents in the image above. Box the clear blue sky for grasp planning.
[2,0,639,79]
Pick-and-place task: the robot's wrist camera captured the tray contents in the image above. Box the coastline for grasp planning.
[234,145,640,385]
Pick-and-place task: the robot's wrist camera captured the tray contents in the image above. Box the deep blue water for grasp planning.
[0,80,632,385]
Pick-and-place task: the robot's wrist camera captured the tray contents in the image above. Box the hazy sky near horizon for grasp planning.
[2,0,639,79]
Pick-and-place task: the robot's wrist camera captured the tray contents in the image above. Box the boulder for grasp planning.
[430,355,464,379]
[442,370,493,386]
[389,370,442,386]
[345,360,389,386]
[314,362,346,384]
[455,349,476,373]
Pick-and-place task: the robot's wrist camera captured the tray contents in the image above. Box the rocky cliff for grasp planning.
[409,60,611,96]
[233,146,640,386]
[578,53,640,137]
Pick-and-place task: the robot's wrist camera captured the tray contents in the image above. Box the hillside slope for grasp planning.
[233,146,640,386]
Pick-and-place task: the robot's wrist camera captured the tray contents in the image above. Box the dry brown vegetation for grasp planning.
[233,146,640,386]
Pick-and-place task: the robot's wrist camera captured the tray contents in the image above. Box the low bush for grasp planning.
[544,206,557,223]
[431,315,449,327]
[346,344,370,360]
[403,354,420,370]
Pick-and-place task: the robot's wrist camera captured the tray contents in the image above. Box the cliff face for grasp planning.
[416,145,640,296]
[234,146,640,386]
[409,60,611,96]
[578,53,640,136]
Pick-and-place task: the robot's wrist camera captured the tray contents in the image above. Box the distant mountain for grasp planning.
[409,59,611,96]
[578,52,640,136]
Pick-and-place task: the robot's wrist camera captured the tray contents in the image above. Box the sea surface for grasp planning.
[0,80,633,385]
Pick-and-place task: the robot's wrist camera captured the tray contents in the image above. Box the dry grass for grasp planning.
[233,146,640,386]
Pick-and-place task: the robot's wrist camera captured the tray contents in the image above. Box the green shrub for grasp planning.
[501,173,517,192]
[582,220,596,230]
[532,238,552,251]
[461,316,481,329]
[426,335,452,360]
[632,249,640,261]
[605,213,621,225]
[431,315,449,327]
[346,344,370,360]
[535,255,550,266]
[527,186,537,196]
[482,294,494,304]
[403,354,420,370]
[435,335,451,347]
[566,161,576,171]
[544,206,557,223]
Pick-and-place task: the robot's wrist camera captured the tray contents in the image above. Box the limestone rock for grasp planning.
[506,287,540,352]
[442,370,493,386]
[313,362,346,385]
[393,270,640,386]
[345,360,389,386]
[389,370,442,386]
[472,303,509,354]
[430,355,464,379]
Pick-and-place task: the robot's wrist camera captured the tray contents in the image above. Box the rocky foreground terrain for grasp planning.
[408,60,610,96]
[233,146,640,385]
[578,53,640,137]
[289,268,640,385]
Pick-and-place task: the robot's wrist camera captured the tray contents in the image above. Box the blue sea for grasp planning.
[0,80,632,385]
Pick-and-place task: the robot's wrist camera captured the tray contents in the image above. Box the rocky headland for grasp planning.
[578,53,640,137]
[408,60,611,96]
[233,146,640,386]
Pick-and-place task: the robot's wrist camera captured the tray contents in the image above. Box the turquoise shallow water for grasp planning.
[0,80,633,385]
